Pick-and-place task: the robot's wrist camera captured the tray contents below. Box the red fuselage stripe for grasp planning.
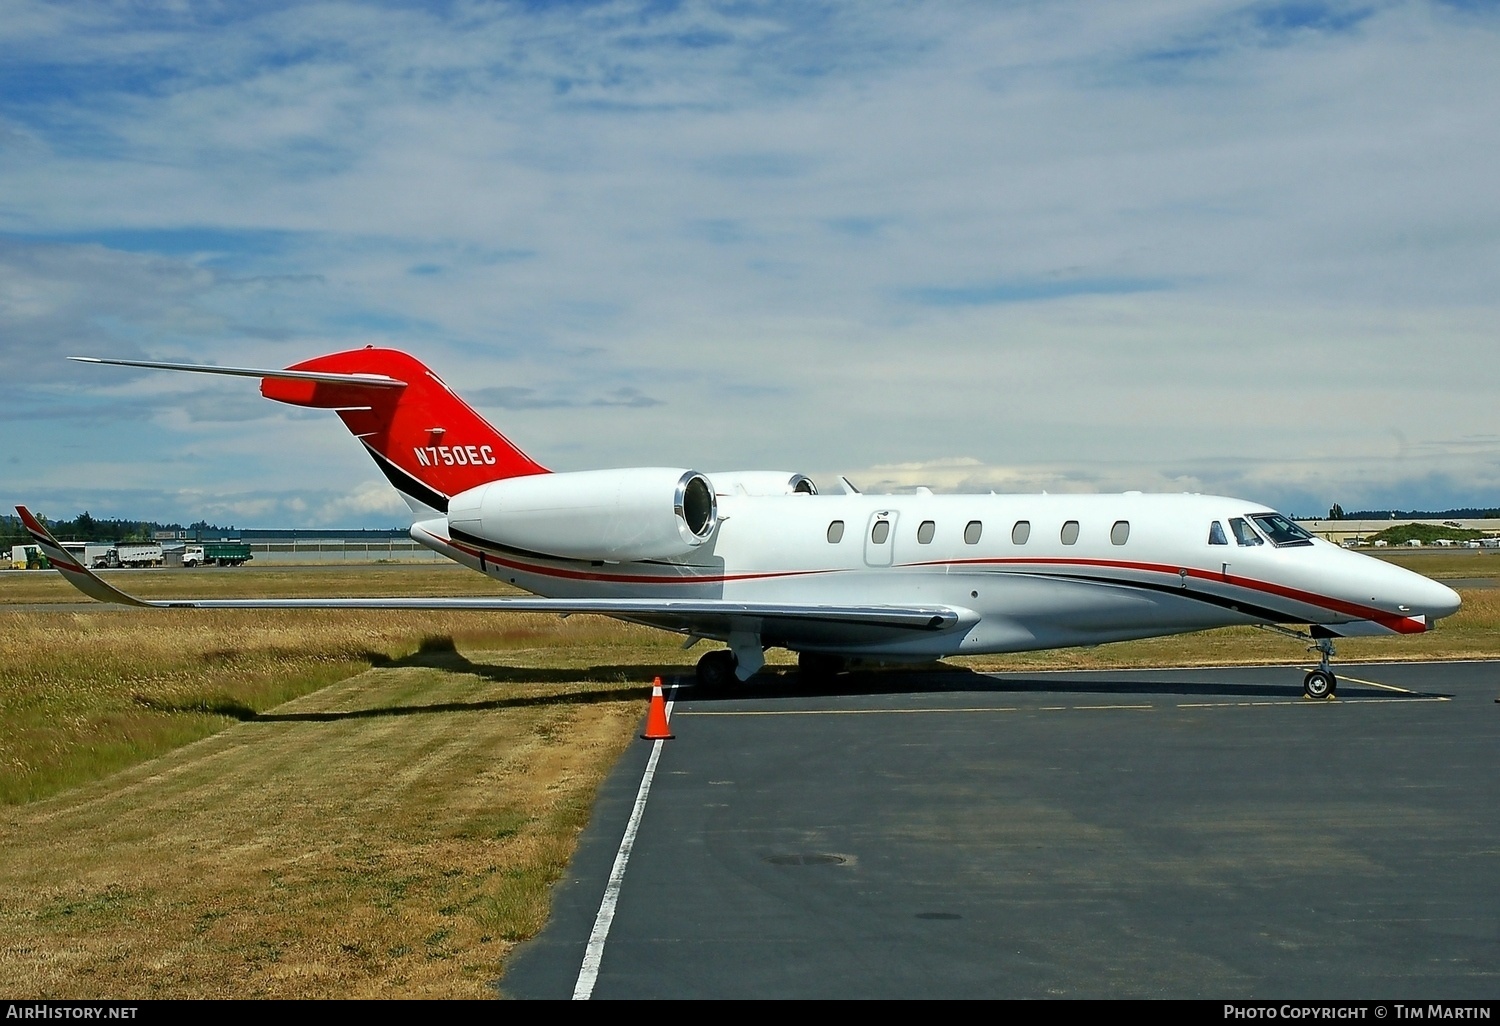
[433,536,1421,632]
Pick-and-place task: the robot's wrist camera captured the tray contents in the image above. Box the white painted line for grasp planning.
[686,704,1150,716]
[572,688,676,1000]
[683,706,1022,716]
[689,695,1451,718]
[1177,696,1449,708]
[977,657,1500,675]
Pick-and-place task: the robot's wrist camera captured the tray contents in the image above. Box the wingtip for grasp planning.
[67,356,101,363]
[13,503,152,607]
[15,504,43,533]
[18,506,58,544]
[16,505,78,568]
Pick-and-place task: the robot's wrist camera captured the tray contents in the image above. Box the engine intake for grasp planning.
[447,468,718,562]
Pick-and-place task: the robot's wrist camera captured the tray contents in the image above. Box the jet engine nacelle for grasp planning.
[708,471,817,496]
[446,468,718,561]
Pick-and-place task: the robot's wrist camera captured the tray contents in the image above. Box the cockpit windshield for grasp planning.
[1247,512,1315,548]
[1229,517,1263,546]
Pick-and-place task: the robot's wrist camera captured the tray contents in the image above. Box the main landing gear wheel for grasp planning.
[695,649,738,690]
[1303,669,1337,700]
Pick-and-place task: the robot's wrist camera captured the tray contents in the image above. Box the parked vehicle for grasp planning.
[114,542,164,568]
[9,544,48,569]
[59,542,120,568]
[183,542,252,567]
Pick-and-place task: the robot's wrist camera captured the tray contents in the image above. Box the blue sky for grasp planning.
[3,0,1498,526]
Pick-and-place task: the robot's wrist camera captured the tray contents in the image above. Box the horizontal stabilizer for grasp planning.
[69,356,406,388]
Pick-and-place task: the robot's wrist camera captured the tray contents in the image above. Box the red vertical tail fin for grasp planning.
[261,347,547,513]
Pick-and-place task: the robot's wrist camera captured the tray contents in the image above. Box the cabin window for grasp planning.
[1209,521,1228,545]
[1229,517,1264,547]
[964,521,983,545]
[1011,521,1030,545]
[1061,520,1080,545]
[871,520,890,544]
[917,520,936,544]
[1110,521,1130,545]
[827,520,844,544]
[1248,512,1315,548]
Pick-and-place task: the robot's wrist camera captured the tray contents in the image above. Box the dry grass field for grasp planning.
[0,602,687,998]
[1371,549,1500,578]
[0,563,497,604]
[1,558,1496,998]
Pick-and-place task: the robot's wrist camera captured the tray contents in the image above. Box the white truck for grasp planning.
[113,542,164,568]
[60,542,120,568]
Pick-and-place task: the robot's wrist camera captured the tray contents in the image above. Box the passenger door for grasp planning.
[864,510,897,567]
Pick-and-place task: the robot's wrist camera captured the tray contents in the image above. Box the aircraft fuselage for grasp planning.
[413,490,1461,660]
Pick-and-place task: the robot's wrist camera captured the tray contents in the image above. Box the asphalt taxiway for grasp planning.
[502,661,1500,999]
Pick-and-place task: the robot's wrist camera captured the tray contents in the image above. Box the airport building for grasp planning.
[240,536,445,564]
[1296,518,1500,546]
[145,529,444,566]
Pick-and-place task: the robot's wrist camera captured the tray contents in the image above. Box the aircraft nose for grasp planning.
[1421,579,1462,620]
[1372,557,1462,621]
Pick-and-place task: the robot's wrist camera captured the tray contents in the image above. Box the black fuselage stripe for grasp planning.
[448,525,562,563]
[362,442,450,512]
[1021,570,1304,623]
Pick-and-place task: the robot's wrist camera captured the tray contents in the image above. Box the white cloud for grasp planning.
[2,1,1497,524]
[314,479,410,524]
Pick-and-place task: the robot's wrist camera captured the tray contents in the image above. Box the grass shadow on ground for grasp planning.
[135,636,664,723]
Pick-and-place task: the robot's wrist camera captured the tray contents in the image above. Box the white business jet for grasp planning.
[19,347,1461,699]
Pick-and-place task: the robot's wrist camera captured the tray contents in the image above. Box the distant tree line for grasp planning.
[1328,507,1500,520]
[0,513,237,546]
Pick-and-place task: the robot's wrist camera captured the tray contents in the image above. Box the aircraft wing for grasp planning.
[15,507,967,634]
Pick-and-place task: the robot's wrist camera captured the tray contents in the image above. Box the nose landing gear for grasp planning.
[1255,624,1340,700]
[1302,636,1338,701]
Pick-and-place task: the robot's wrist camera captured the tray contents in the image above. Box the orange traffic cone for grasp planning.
[641,676,674,740]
